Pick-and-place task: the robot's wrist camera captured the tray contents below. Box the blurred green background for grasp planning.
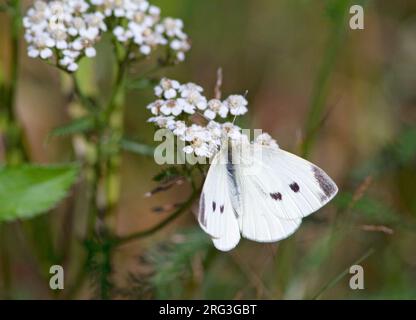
[1,0,416,299]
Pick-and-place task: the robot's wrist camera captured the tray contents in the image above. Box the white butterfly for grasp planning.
[198,139,338,251]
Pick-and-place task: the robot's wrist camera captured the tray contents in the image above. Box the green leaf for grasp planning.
[145,228,211,299]
[0,164,79,222]
[49,116,95,138]
[120,138,155,157]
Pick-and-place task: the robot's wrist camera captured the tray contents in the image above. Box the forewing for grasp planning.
[237,144,338,222]
[198,148,240,251]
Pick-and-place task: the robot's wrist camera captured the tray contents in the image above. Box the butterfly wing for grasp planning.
[235,143,338,225]
[198,142,338,249]
[231,144,301,242]
[198,148,241,251]
[237,172,302,242]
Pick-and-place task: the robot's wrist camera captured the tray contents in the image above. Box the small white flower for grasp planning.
[180,82,203,97]
[204,109,216,120]
[63,49,80,59]
[148,5,160,16]
[183,139,211,157]
[207,121,222,145]
[140,45,151,55]
[170,39,182,51]
[148,115,175,128]
[154,78,181,98]
[59,56,74,66]
[67,62,79,72]
[183,124,208,142]
[255,133,279,149]
[113,26,133,42]
[204,99,228,120]
[163,88,177,99]
[177,98,195,114]
[160,99,183,116]
[84,12,107,32]
[224,95,248,116]
[181,89,207,110]
[183,145,194,154]
[40,47,53,59]
[68,0,89,13]
[27,46,40,58]
[171,120,187,137]
[176,51,185,62]
[68,17,86,36]
[160,17,184,38]
[146,100,164,115]
[79,27,99,41]
[85,46,96,57]
[222,122,243,141]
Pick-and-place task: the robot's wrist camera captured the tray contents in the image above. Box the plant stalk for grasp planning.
[114,188,200,246]
[301,0,350,158]
[1,0,28,164]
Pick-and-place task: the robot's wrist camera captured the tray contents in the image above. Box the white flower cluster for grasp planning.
[24,0,107,72]
[147,78,277,158]
[23,0,190,72]
[100,0,190,61]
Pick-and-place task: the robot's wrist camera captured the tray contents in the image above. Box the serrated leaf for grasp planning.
[0,164,79,222]
[120,138,155,157]
[146,228,211,299]
[50,116,95,137]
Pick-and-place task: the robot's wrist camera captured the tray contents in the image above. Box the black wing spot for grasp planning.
[220,205,224,213]
[312,166,336,198]
[270,192,282,201]
[212,201,216,212]
[289,182,300,192]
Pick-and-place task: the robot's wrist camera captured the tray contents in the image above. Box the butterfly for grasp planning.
[198,138,338,251]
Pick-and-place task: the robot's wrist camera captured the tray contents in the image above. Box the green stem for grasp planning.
[86,44,131,299]
[0,0,24,300]
[1,0,27,164]
[72,74,97,112]
[0,224,12,299]
[113,188,200,246]
[312,247,375,300]
[98,240,113,300]
[103,51,130,123]
[100,44,132,219]
[301,0,350,158]
[86,144,102,236]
